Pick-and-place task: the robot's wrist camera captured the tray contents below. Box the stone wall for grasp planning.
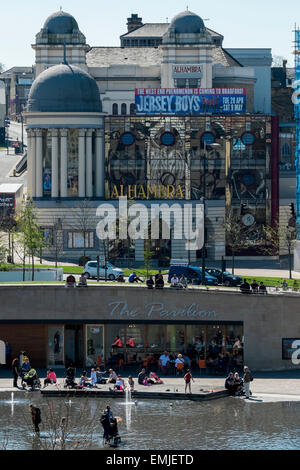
[1,285,300,371]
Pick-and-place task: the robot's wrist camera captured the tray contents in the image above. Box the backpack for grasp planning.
[35,408,41,424]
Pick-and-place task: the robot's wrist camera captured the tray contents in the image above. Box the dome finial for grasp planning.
[60,5,62,11]
[186,5,189,10]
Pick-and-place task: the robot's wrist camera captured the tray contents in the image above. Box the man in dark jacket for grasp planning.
[12,357,19,388]
[240,279,251,294]
[243,365,252,399]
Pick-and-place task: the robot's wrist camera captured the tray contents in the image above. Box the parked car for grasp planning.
[83,261,124,281]
[168,265,218,286]
[205,268,242,287]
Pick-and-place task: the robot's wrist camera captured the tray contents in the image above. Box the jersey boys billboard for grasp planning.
[135,88,246,115]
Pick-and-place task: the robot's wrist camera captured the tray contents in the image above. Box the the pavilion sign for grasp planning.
[108,301,217,320]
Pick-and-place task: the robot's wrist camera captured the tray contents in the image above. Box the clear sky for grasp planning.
[1,0,299,70]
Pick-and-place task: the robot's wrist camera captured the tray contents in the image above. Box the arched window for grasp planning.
[112,103,118,115]
[121,103,127,115]
[130,103,136,115]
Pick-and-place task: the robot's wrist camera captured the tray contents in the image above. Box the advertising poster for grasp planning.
[135,88,246,115]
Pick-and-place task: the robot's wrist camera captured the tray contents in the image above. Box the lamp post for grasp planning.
[201,141,220,285]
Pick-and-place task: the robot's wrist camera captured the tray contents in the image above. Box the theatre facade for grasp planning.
[24,9,277,263]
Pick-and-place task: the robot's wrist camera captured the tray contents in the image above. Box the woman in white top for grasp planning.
[113,375,125,391]
[171,274,179,288]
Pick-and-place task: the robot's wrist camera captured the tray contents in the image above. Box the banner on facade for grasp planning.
[135,88,246,115]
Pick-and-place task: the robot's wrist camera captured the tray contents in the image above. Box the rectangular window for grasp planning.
[67,231,94,249]
[86,325,104,366]
[166,325,185,353]
[47,326,64,366]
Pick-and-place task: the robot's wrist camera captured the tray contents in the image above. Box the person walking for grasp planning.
[12,357,19,388]
[243,365,252,399]
[29,404,41,436]
[184,369,195,394]
[100,405,113,444]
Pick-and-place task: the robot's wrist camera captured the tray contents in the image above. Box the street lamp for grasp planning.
[201,141,221,285]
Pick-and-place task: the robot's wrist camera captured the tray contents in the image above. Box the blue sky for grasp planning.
[1,0,299,70]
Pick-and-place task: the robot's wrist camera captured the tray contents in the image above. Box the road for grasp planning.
[0,148,27,186]
[7,120,27,147]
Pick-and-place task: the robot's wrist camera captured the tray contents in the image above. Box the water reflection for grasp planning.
[1,393,300,450]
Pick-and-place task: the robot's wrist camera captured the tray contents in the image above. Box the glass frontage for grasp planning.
[104,323,243,371]
[86,325,104,366]
[47,326,64,366]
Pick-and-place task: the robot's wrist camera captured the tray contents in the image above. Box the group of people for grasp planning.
[64,366,107,389]
[170,274,188,289]
[225,366,253,398]
[240,279,267,295]
[11,353,40,390]
[158,351,191,375]
[281,279,299,291]
[65,274,87,288]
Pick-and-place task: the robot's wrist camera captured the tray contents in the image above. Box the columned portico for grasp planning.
[51,129,59,198]
[35,129,43,197]
[60,129,68,198]
[95,128,105,197]
[78,128,86,197]
[85,129,93,197]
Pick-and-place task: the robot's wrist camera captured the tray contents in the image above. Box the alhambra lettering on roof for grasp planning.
[108,301,217,319]
[173,65,202,73]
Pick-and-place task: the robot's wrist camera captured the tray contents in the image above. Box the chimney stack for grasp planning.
[127,14,143,32]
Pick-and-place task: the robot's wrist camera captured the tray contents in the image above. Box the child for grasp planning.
[91,368,97,387]
[127,376,134,391]
[184,369,195,394]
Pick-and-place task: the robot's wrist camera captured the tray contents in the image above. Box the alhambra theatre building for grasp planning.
[24,9,278,264]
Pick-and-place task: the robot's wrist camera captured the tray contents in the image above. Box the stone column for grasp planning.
[30,130,36,197]
[51,129,59,198]
[95,128,105,197]
[85,129,93,197]
[26,129,32,196]
[78,128,86,198]
[35,129,43,197]
[60,129,68,198]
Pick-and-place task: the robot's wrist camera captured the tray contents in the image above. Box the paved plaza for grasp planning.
[1,370,300,403]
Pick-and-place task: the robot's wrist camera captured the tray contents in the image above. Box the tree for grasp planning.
[70,200,94,265]
[17,198,45,281]
[272,55,285,67]
[22,398,101,450]
[224,211,249,275]
[262,220,297,279]
[144,240,153,279]
[45,218,64,268]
